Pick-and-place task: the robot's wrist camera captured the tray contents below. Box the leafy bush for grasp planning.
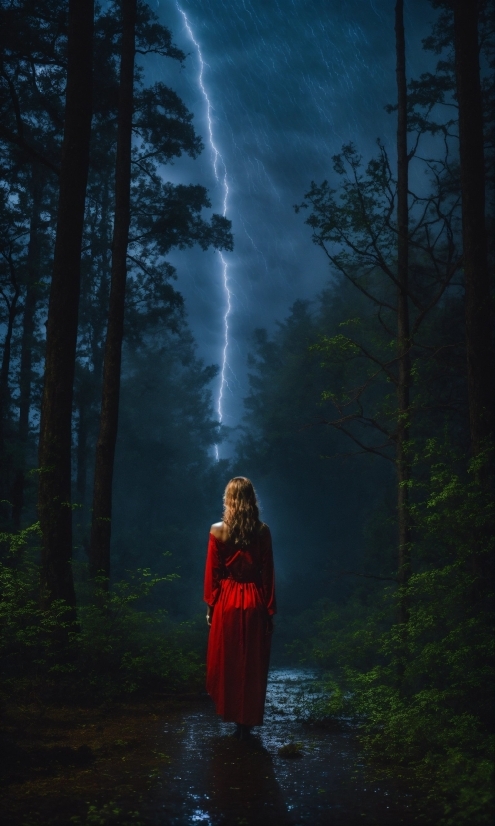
[0,525,205,706]
[301,445,494,825]
[76,573,205,700]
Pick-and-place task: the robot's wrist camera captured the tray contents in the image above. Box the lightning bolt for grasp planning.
[177,4,232,461]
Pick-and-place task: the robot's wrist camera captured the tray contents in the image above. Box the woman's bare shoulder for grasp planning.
[259,522,271,539]
[210,521,228,540]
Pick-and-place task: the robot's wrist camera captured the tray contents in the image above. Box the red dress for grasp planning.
[204,525,277,726]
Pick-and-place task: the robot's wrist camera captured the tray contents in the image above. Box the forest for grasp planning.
[0,0,493,825]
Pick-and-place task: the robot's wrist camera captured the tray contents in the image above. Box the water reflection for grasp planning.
[146,669,422,825]
[205,735,292,825]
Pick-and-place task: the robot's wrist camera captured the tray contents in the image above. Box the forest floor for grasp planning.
[1,668,434,826]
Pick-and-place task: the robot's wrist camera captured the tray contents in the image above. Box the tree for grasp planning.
[296,2,465,637]
[395,0,412,627]
[0,166,24,449]
[0,0,65,175]
[401,0,494,474]
[0,0,231,575]
[13,166,50,528]
[89,0,138,582]
[38,0,94,609]
[297,143,461,589]
[88,1,232,584]
[111,322,225,615]
[0,2,70,528]
[452,0,494,481]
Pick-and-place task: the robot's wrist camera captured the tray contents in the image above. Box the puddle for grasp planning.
[144,668,426,825]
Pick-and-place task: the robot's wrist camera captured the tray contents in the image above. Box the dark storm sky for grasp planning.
[148,0,435,453]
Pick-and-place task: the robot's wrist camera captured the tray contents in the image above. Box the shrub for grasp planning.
[302,444,494,825]
[0,525,205,706]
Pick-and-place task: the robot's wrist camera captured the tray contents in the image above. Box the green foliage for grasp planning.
[109,333,227,616]
[0,0,232,536]
[0,524,204,706]
[0,523,76,702]
[301,446,494,825]
[76,574,204,700]
[235,290,395,615]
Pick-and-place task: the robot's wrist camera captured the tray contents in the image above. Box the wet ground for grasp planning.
[2,668,431,825]
[143,668,427,826]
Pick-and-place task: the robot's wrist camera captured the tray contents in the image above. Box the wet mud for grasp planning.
[2,669,431,825]
[144,669,427,826]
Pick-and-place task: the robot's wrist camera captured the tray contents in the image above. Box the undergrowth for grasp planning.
[0,524,205,707]
[295,445,495,826]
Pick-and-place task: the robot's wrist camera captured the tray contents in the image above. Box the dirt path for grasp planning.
[142,668,425,826]
[2,668,430,825]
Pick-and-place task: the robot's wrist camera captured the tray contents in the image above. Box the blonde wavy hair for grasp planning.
[223,476,261,547]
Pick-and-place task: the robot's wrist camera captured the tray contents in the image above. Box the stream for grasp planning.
[143,668,425,826]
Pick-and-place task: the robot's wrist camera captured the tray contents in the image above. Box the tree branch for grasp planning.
[0,124,59,175]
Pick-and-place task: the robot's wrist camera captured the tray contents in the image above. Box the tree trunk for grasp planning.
[453,0,494,480]
[395,0,411,627]
[76,393,88,505]
[89,0,136,583]
[75,364,95,507]
[0,261,20,440]
[19,167,44,445]
[38,0,94,610]
[12,168,45,528]
[0,254,20,521]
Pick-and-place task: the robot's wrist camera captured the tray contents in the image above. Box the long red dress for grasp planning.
[204,524,276,727]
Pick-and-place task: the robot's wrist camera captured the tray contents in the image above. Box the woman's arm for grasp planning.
[204,531,222,624]
[260,525,277,617]
[206,605,213,626]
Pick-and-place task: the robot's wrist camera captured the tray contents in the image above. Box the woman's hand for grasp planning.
[206,606,213,627]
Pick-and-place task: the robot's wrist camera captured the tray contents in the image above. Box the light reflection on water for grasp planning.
[145,667,422,826]
[190,808,212,824]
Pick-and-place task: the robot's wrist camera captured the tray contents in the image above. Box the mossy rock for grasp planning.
[277,742,304,758]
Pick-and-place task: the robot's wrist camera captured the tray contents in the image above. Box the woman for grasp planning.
[204,477,276,739]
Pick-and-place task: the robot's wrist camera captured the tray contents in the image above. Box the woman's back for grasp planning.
[205,522,275,611]
[204,478,276,730]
